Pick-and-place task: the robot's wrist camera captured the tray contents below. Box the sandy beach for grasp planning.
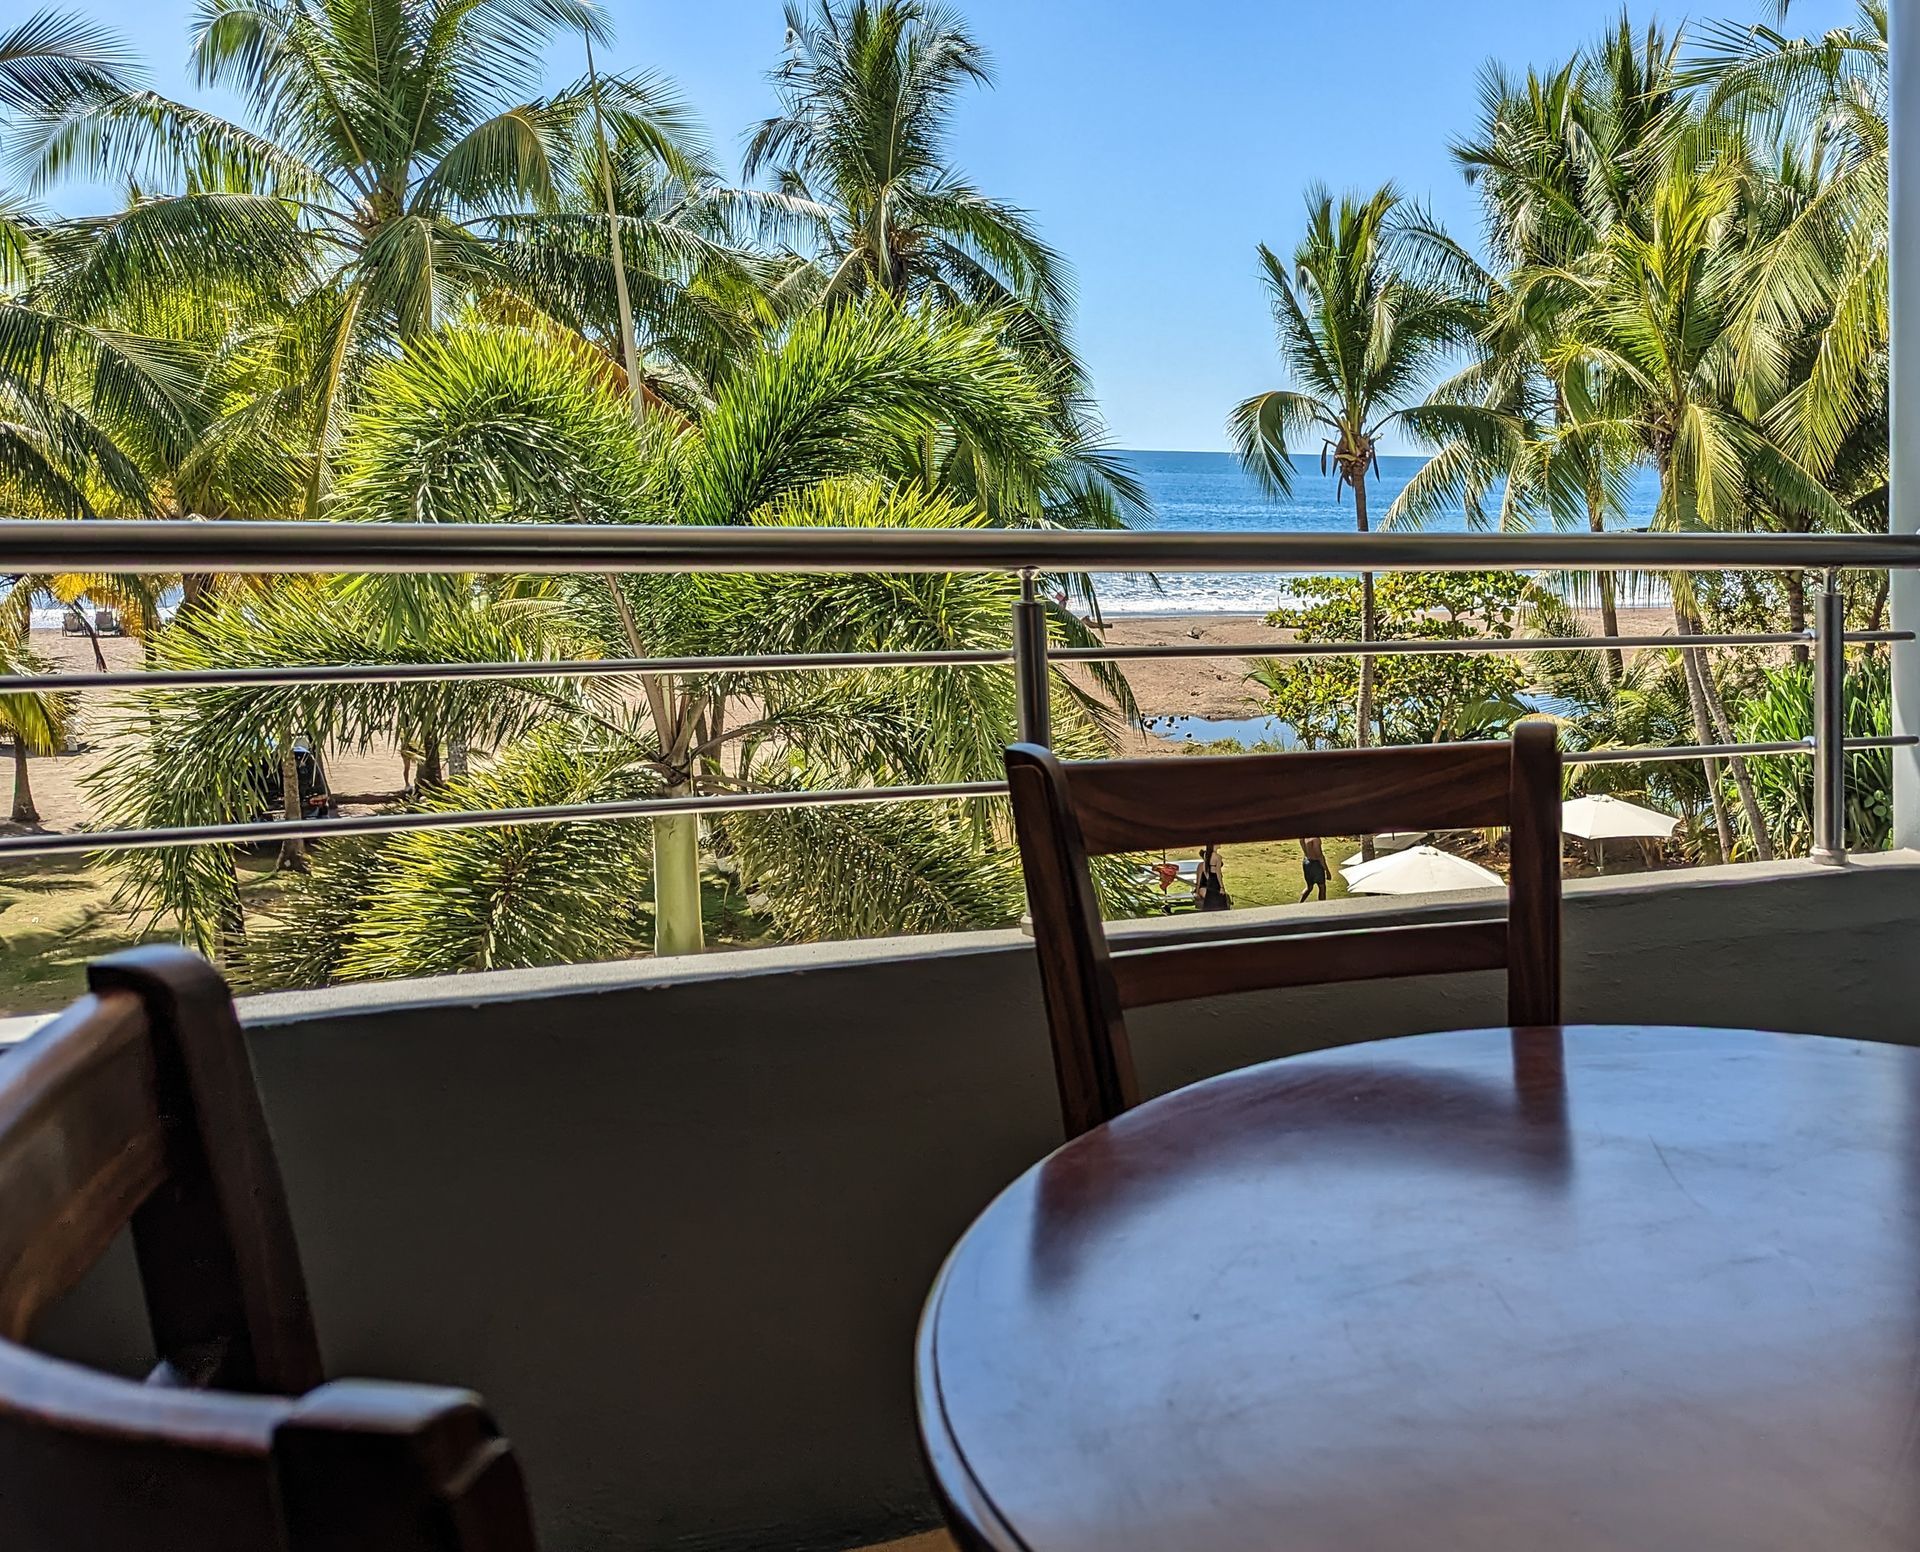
[6,606,1678,832]
[1090,605,1674,752]
[6,630,407,835]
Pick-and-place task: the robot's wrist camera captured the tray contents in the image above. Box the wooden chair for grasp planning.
[1005,723,1562,1139]
[0,945,538,1552]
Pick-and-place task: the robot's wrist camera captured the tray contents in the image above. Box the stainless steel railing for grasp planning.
[1,521,1914,866]
[4,519,1920,571]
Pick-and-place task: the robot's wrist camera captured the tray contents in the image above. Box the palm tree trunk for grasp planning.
[650,692,705,957]
[587,32,713,962]
[1587,479,1624,682]
[602,572,705,955]
[417,736,444,793]
[1673,596,1772,861]
[180,572,216,618]
[216,855,246,968]
[1676,642,1734,861]
[650,685,705,955]
[67,611,107,672]
[10,738,37,826]
[652,814,703,955]
[278,725,308,873]
[1693,645,1775,861]
[1784,571,1809,665]
[1354,475,1377,863]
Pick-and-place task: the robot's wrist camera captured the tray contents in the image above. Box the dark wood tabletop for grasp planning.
[917,1026,1920,1552]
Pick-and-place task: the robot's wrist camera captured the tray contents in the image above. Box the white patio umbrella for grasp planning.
[1562,793,1678,874]
[1560,794,1678,840]
[1339,832,1428,875]
[1343,846,1502,896]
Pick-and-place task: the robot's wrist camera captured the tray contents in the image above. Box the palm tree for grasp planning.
[0,648,74,826]
[746,0,1068,327]
[489,68,790,419]
[1400,16,1872,862]
[93,306,1137,968]
[744,0,1140,558]
[27,0,714,513]
[1391,21,1698,627]
[1692,1,1887,475]
[1539,137,1857,861]
[0,11,201,519]
[1230,185,1478,772]
[1390,41,1674,674]
[1525,596,1709,843]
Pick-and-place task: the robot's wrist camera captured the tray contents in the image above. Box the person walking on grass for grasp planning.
[1195,844,1233,912]
[1299,837,1329,903]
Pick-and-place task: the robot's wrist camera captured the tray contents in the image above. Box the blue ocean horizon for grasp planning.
[24,449,1662,627]
[1099,449,1661,617]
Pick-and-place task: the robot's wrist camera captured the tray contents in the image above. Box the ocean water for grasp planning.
[1093,450,1662,617]
[22,450,1660,626]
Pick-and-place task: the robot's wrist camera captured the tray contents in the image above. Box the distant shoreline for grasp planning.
[16,600,1674,824]
[1083,607,1675,737]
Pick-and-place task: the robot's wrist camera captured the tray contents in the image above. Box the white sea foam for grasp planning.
[1092,572,1293,617]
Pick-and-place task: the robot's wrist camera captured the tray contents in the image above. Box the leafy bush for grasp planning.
[1252,572,1539,747]
[1729,656,1892,856]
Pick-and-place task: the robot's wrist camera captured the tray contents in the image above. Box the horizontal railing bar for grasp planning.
[1057,630,1911,663]
[2,631,1909,696]
[0,648,1016,694]
[1565,736,1917,766]
[4,520,1920,574]
[2,738,1911,860]
[0,780,1011,859]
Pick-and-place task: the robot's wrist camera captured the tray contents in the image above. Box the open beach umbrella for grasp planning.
[1340,850,1390,884]
[1561,792,1677,875]
[1339,832,1428,874]
[1561,794,1678,840]
[1343,846,1502,896]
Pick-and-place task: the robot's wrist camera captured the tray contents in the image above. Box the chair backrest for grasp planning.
[1005,723,1563,1139]
[0,945,538,1552]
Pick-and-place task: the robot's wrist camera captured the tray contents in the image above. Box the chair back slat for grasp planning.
[0,946,541,1552]
[1110,921,1509,1009]
[0,992,167,1341]
[1504,728,1565,1027]
[89,952,323,1394]
[1007,725,1563,1138]
[1005,752,1140,1136]
[1062,742,1512,855]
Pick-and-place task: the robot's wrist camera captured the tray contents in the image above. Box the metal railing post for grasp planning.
[1012,569,1051,747]
[1811,575,1848,865]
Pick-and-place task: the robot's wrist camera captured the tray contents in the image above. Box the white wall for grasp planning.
[1891,3,1920,845]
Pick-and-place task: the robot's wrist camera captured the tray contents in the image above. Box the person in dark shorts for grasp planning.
[1299,836,1329,902]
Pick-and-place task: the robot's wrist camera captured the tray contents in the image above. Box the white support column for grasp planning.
[1892,0,1920,847]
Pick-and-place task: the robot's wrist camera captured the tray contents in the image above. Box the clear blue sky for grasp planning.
[46,0,1862,452]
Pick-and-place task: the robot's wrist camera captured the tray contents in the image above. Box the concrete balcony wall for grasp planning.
[31,855,1920,1552]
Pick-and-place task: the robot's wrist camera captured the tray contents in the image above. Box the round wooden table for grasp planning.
[917,1026,1920,1552]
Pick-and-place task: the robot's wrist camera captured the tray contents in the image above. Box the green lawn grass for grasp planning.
[1216,837,1358,908]
[0,852,776,1017]
[1125,837,1360,918]
[2,839,1349,1018]
[0,856,211,1017]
